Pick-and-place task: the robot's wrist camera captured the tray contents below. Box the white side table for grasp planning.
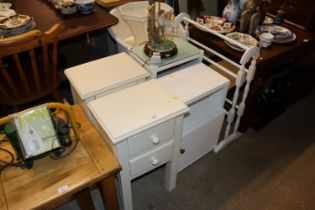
[158,62,230,171]
[88,80,189,210]
[65,52,150,120]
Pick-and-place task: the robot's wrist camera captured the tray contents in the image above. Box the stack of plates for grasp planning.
[225,32,258,51]
[195,15,235,34]
[257,24,296,43]
[0,15,36,37]
[0,9,16,22]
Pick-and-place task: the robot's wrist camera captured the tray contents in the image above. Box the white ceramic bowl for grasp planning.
[75,0,95,15]
[61,2,77,15]
[259,32,274,48]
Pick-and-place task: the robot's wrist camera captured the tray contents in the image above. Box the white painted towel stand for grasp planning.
[174,13,260,153]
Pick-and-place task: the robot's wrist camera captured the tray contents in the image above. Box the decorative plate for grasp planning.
[0,8,16,18]
[225,32,258,51]
[196,16,226,25]
[224,40,244,51]
[272,33,296,44]
[0,15,31,30]
[195,16,235,34]
[0,19,35,36]
[257,24,293,40]
[200,23,225,33]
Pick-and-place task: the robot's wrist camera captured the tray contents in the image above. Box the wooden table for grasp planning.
[0,105,121,210]
[190,24,315,130]
[10,0,118,40]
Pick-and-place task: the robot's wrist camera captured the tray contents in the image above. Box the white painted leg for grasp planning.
[117,171,133,210]
[165,160,177,191]
[116,142,133,210]
[165,116,184,191]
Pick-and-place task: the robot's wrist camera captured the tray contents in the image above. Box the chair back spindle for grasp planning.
[0,24,62,110]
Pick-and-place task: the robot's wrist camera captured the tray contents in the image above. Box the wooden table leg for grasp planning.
[100,176,120,210]
[76,188,95,210]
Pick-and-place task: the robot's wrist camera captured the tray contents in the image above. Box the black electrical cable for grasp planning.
[49,113,81,160]
[0,141,22,172]
[49,125,79,159]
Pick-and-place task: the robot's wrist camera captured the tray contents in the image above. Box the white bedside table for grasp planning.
[158,62,230,171]
[65,52,150,120]
[88,80,189,210]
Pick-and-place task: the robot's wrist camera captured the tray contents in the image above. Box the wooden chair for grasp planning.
[0,24,62,112]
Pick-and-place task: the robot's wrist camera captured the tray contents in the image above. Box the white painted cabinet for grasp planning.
[88,80,189,210]
[157,62,229,171]
[65,52,150,120]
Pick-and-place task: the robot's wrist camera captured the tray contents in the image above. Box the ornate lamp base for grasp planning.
[144,40,178,58]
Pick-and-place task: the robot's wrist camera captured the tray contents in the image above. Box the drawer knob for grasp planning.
[150,134,160,145]
[151,157,159,166]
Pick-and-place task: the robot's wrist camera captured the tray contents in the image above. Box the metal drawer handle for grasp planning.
[150,134,160,145]
[151,157,159,166]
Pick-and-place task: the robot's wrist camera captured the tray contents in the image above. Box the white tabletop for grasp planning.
[157,62,230,105]
[65,52,150,100]
[88,80,189,144]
